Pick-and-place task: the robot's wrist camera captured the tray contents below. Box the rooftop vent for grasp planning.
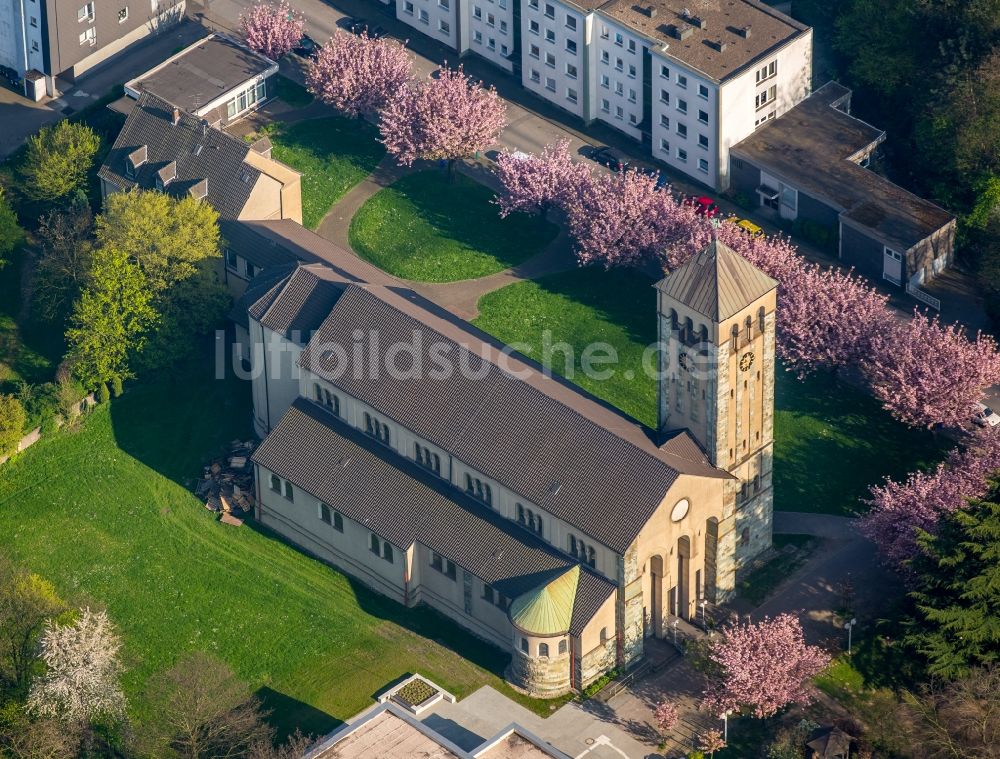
[736,24,751,38]
[638,4,657,17]
[709,39,727,51]
[672,23,694,40]
[188,178,208,201]
[171,107,180,126]
[690,15,707,29]
[194,144,204,156]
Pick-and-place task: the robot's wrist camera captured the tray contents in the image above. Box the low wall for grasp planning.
[0,393,96,466]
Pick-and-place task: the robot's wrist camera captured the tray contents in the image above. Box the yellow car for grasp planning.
[736,219,764,237]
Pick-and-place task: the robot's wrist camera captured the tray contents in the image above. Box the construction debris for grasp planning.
[197,439,256,524]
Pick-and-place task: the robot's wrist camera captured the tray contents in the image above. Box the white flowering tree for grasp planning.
[27,608,126,724]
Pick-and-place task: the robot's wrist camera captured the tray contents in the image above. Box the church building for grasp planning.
[240,231,777,697]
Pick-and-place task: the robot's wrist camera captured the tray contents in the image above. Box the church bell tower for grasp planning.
[655,239,778,600]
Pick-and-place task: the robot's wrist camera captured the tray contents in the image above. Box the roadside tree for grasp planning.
[306,32,412,118]
[240,0,304,61]
[494,139,590,220]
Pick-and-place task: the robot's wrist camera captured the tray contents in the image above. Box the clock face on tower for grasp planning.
[739,351,755,372]
[678,352,689,370]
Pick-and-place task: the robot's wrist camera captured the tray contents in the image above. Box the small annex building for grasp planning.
[730,82,956,296]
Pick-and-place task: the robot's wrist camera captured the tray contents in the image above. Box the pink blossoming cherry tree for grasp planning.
[379,65,506,179]
[494,139,590,220]
[240,0,304,61]
[306,32,413,118]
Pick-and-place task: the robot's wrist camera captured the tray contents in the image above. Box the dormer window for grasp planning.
[155,161,176,190]
[188,178,208,201]
[125,145,146,179]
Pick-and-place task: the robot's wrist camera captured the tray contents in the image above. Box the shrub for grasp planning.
[0,394,27,457]
[17,382,61,433]
[0,187,24,267]
[20,121,100,202]
[56,376,88,423]
[96,383,110,404]
[111,376,123,398]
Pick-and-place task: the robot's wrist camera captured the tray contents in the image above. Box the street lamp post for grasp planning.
[722,710,732,742]
[672,618,680,646]
[844,618,858,654]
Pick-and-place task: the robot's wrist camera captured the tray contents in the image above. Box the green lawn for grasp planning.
[0,357,553,737]
[736,534,818,606]
[349,171,559,282]
[473,266,947,516]
[269,117,385,230]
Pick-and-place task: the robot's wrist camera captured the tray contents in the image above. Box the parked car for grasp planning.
[293,34,317,58]
[591,146,629,172]
[688,195,720,218]
[368,24,389,39]
[735,218,764,237]
[973,402,1000,427]
[340,16,368,34]
[632,163,670,189]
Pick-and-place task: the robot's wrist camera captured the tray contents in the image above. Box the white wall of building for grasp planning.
[650,53,719,186]
[464,0,515,71]
[520,0,587,120]
[592,14,644,141]
[397,0,458,51]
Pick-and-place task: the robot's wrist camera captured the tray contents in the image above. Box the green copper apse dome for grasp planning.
[508,565,580,636]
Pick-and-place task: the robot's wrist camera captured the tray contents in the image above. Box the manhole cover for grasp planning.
[585,738,595,745]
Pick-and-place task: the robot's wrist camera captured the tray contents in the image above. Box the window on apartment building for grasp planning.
[78,2,95,22]
[414,443,441,475]
[502,43,509,55]
[529,43,540,58]
[500,20,507,33]
[544,2,555,17]
[677,147,687,162]
[566,88,578,104]
[31,41,39,52]
[614,106,623,120]
[660,138,670,153]
[516,504,544,536]
[698,158,709,173]
[465,474,493,505]
[698,109,708,124]
[270,474,281,493]
[403,1,414,13]
[118,7,128,22]
[600,24,609,39]
[676,122,687,138]
[363,412,391,446]
[629,113,638,124]
[488,37,496,50]
[473,5,482,17]
[698,133,708,149]
[659,114,669,128]
[487,12,495,26]
[545,76,556,92]
[528,0,538,7]
[659,88,669,104]
[660,64,670,79]
[614,32,623,46]
[29,16,37,27]
[601,98,610,112]
[530,69,540,83]
[615,57,623,71]
[566,39,577,54]
[601,50,610,65]
[566,14,576,30]
[545,52,555,67]
[754,110,775,127]
[628,64,636,78]
[79,27,96,45]
[499,0,507,9]
[439,19,450,34]
[628,39,636,53]
[628,88,636,103]
[677,98,687,114]
[529,19,539,34]
[755,60,776,84]
[614,81,623,96]
[755,85,776,110]
[418,9,429,23]
[430,551,458,580]
[600,74,609,88]
[677,74,687,88]
[566,63,578,79]
[439,0,449,8]
[545,29,555,43]
[283,480,294,501]
[698,83,709,99]
[475,30,483,43]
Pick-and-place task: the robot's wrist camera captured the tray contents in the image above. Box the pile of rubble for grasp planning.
[196,439,257,526]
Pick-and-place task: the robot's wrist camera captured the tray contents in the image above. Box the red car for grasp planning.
[687,195,720,218]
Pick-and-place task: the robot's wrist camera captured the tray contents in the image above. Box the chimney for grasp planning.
[201,118,209,137]
[643,5,657,17]
[690,15,707,29]
[709,39,727,52]
[171,107,180,125]
[736,24,752,38]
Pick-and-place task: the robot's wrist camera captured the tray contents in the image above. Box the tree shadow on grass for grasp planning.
[257,686,342,743]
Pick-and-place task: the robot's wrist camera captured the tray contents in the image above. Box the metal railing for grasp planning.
[906,283,941,311]
[882,271,902,286]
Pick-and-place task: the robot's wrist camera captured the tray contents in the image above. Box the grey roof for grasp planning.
[252,264,347,341]
[599,0,809,82]
[283,281,728,555]
[220,219,397,283]
[731,82,955,253]
[126,34,277,116]
[98,92,258,220]
[655,238,777,321]
[228,264,297,329]
[252,398,617,635]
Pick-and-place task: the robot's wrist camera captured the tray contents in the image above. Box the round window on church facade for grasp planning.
[670,498,690,522]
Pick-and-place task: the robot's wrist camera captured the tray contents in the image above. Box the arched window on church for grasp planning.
[558,639,568,655]
[599,627,609,645]
[745,315,752,342]
[684,317,694,343]
[758,306,766,333]
[731,324,739,351]
[700,325,708,344]
[669,309,678,333]
[740,528,750,547]
[538,642,549,658]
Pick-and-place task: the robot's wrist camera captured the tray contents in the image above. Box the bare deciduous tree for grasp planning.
[141,651,273,759]
[900,667,1000,759]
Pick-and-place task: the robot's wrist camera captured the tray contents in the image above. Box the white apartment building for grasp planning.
[591,15,645,140]
[397,0,458,50]
[519,0,596,119]
[461,0,516,71]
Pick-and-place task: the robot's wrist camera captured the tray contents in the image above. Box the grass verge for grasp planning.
[349,170,559,282]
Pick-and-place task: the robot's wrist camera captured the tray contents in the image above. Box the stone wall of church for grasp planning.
[507,647,572,698]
